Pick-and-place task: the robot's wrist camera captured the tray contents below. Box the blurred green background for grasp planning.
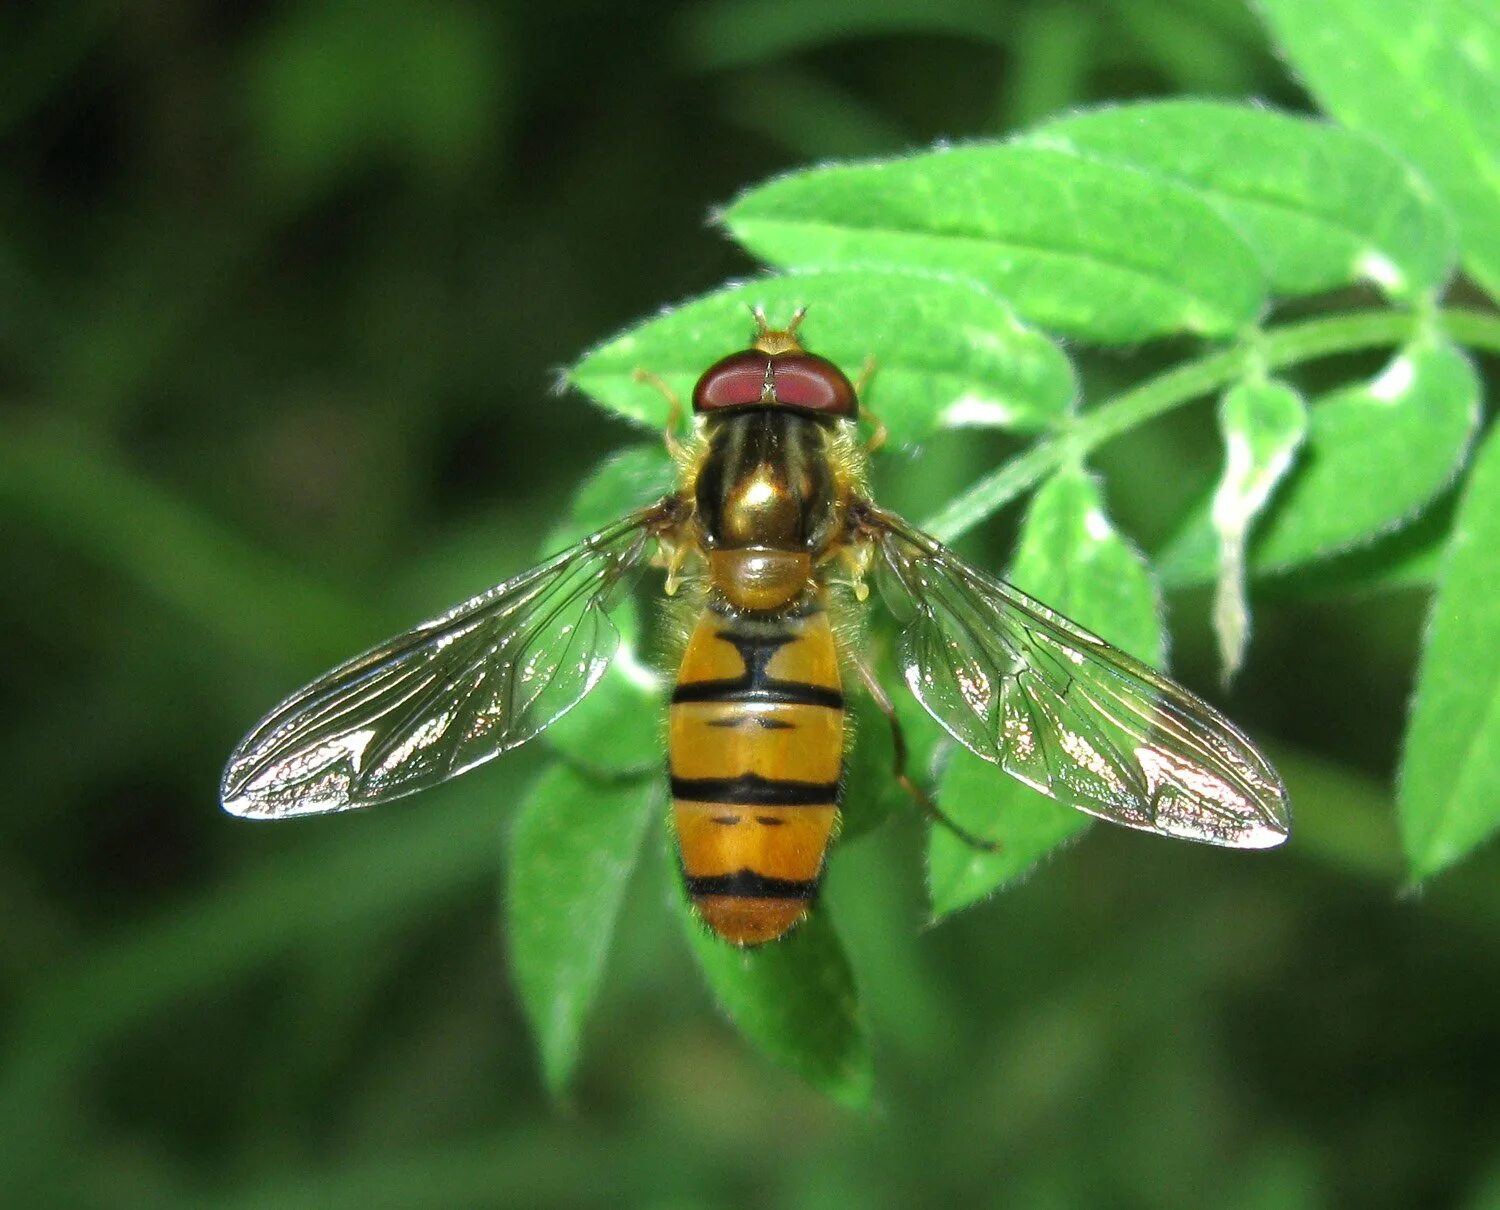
[5,1,1499,1207]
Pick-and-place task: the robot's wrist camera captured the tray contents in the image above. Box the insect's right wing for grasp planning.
[221,500,679,819]
[859,502,1289,849]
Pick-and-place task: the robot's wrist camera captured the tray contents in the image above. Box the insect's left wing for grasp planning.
[221,501,678,819]
[857,502,1289,849]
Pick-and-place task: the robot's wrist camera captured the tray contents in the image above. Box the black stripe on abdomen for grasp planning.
[670,774,839,806]
[671,681,843,709]
[705,715,796,730]
[671,622,844,710]
[685,869,817,900]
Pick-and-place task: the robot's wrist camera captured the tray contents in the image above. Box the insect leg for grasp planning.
[849,654,1002,852]
[851,357,887,453]
[632,368,687,458]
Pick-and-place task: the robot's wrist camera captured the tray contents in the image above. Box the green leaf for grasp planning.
[927,748,1094,919]
[1273,495,1454,599]
[677,877,872,1107]
[1038,100,1454,300]
[541,444,676,553]
[1399,423,1500,883]
[838,700,900,842]
[542,651,665,779]
[1210,378,1309,681]
[723,143,1266,341]
[569,268,1075,447]
[1157,338,1481,586]
[840,690,945,841]
[1257,0,1500,301]
[1009,465,1165,666]
[927,464,1165,918]
[508,766,659,1097]
[541,446,674,776]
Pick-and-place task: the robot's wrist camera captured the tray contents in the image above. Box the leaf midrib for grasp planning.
[1204,183,1424,253]
[1055,147,1426,251]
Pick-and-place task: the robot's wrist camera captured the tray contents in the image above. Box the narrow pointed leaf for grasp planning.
[540,445,674,775]
[569,268,1075,447]
[508,767,660,1097]
[1039,100,1454,300]
[1399,424,1500,882]
[1210,378,1309,680]
[677,881,872,1107]
[1257,0,1500,300]
[928,465,1165,917]
[1157,338,1481,586]
[723,143,1267,341]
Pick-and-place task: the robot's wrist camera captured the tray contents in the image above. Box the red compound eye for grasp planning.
[691,351,772,412]
[691,350,857,418]
[767,353,857,416]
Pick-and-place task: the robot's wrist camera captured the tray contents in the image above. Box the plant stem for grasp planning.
[923,305,1500,542]
[1444,307,1500,353]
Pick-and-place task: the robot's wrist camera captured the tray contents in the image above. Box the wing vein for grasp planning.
[859,500,1290,849]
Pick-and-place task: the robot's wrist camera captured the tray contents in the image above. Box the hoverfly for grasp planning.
[222,310,1290,946]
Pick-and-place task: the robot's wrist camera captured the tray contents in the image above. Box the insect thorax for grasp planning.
[694,410,841,612]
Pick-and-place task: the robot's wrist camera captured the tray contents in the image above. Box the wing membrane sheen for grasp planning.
[221,503,671,818]
[862,502,1289,849]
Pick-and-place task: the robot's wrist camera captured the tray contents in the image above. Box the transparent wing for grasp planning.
[221,502,675,819]
[860,502,1289,849]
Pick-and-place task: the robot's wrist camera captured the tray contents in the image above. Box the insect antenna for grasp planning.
[748,304,810,355]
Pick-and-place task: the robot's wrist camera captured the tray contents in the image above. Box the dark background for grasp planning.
[4,1,1499,1207]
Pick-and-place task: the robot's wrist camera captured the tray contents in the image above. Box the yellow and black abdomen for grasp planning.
[669,600,844,945]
